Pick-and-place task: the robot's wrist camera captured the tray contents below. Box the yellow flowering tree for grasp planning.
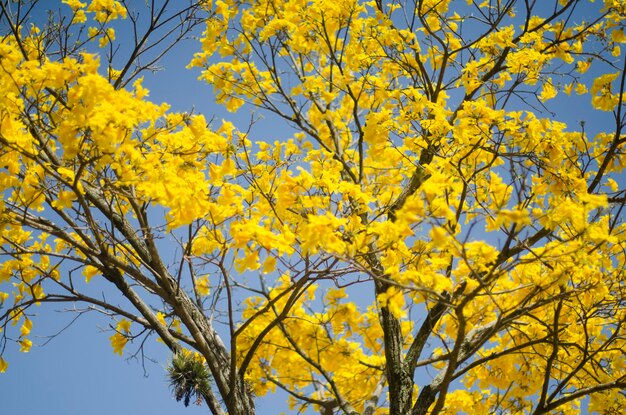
[1,0,626,414]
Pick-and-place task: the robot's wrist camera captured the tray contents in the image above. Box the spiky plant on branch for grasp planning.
[167,352,212,407]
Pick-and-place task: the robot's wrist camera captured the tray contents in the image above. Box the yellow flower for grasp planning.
[591,73,620,111]
[611,28,625,43]
[57,167,75,182]
[430,226,449,248]
[109,319,131,355]
[74,10,87,23]
[83,265,99,283]
[195,275,211,296]
[117,319,131,333]
[156,312,167,326]
[538,79,557,102]
[261,256,277,274]
[377,286,405,319]
[575,83,588,95]
[63,0,86,10]
[20,319,32,337]
[576,60,591,74]
[51,190,76,210]
[19,338,33,353]
[109,333,127,356]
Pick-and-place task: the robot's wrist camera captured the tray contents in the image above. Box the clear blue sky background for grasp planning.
[0,1,616,414]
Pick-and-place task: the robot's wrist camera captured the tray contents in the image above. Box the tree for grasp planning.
[1,0,626,413]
